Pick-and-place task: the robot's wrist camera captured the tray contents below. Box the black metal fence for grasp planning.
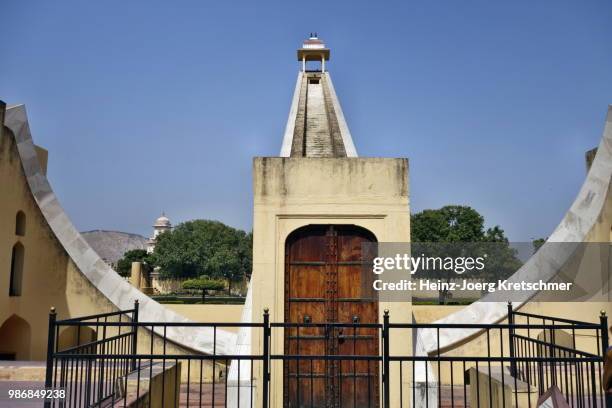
[45,302,608,407]
[45,300,266,407]
[508,307,608,408]
[387,305,608,408]
[44,303,140,407]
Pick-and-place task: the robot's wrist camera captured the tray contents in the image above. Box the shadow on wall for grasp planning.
[57,326,97,351]
[0,315,31,360]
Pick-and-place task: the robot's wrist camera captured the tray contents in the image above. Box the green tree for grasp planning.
[411,205,521,303]
[532,238,547,254]
[151,220,252,285]
[412,205,486,243]
[182,276,226,303]
[116,249,151,277]
[211,230,252,294]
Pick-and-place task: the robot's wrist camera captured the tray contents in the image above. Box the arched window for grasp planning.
[15,211,26,236]
[9,242,24,296]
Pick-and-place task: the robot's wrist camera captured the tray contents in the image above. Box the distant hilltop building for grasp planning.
[81,230,147,267]
[147,213,172,253]
[82,213,172,265]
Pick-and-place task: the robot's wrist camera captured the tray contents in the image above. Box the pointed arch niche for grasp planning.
[15,211,26,236]
[0,315,31,360]
[9,242,24,296]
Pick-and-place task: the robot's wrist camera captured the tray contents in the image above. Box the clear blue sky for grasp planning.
[2,1,611,241]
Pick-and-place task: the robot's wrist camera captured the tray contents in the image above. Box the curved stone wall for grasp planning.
[417,105,612,355]
[5,104,236,355]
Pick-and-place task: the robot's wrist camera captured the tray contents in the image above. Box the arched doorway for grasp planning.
[57,326,97,352]
[284,224,379,407]
[0,315,31,360]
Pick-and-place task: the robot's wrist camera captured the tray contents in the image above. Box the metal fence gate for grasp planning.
[44,302,608,407]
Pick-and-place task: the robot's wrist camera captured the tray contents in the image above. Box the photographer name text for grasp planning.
[373,279,572,293]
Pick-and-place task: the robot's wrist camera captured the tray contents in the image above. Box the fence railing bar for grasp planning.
[388,356,602,362]
[55,321,266,327]
[44,307,56,408]
[389,323,600,330]
[511,334,600,358]
[511,311,600,326]
[56,308,137,323]
[382,309,390,408]
[58,331,134,354]
[272,322,383,328]
[54,353,265,360]
[262,308,270,408]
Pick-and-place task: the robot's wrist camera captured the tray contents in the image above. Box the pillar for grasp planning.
[130,261,142,289]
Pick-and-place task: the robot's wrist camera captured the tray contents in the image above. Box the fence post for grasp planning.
[507,302,517,377]
[262,308,270,408]
[383,309,390,408]
[44,307,57,408]
[131,299,139,371]
[600,310,609,354]
[600,310,609,357]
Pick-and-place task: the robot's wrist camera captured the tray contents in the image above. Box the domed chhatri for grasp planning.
[154,213,171,228]
[302,33,325,49]
[297,33,330,72]
[148,212,172,253]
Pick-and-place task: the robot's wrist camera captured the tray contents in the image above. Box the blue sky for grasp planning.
[2,1,611,241]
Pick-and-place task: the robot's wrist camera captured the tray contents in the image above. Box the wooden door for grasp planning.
[284,225,379,407]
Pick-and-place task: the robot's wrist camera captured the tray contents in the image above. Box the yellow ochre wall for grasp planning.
[0,120,219,383]
[0,123,129,360]
[251,156,412,407]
